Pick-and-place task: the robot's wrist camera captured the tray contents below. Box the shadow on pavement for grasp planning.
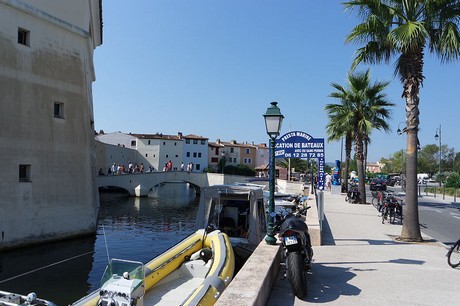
[319,215,335,246]
[305,263,360,303]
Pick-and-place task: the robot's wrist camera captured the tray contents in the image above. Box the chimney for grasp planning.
[178,132,183,139]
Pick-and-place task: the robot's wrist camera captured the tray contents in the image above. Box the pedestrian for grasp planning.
[180,162,184,171]
[167,160,172,171]
[325,173,332,191]
[140,163,145,173]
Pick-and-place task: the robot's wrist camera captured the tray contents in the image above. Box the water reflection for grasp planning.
[0,182,198,305]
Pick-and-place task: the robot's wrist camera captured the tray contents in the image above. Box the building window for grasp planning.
[53,102,64,118]
[198,153,202,158]
[196,164,201,171]
[18,28,29,46]
[19,164,31,182]
[175,155,178,158]
[148,140,151,145]
[186,139,190,144]
[211,157,218,162]
[163,142,166,145]
[166,154,169,158]
[193,140,198,144]
[186,152,190,157]
[174,142,177,146]
[201,140,206,145]
[131,140,136,146]
[246,148,250,154]
[230,148,234,153]
[145,154,148,157]
[193,152,197,158]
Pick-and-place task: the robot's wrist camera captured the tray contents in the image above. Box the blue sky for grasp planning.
[92,0,459,162]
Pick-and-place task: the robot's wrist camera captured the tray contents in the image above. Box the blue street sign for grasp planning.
[275,131,326,190]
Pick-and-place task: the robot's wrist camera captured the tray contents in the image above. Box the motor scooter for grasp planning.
[276,206,313,298]
[345,183,360,203]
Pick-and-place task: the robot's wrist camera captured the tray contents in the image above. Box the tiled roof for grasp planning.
[184,134,208,140]
[130,133,182,140]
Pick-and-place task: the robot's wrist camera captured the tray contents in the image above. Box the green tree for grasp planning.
[445,172,460,188]
[276,158,308,174]
[381,149,405,173]
[344,0,460,241]
[326,69,393,203]
[417,144,439,175]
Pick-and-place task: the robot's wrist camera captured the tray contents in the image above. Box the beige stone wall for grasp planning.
[0,0,101,249]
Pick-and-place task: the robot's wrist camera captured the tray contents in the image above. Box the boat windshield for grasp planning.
[100,258,144,287]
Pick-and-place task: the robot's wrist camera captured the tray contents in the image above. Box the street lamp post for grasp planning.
[397,122,406,175]
[263,101,284,245]
[435,125,442,184]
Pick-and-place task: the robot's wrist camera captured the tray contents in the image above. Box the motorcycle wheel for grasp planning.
[286,252,307,298]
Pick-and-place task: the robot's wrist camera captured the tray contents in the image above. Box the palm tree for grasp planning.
[344,0,460,241]
[325,103,353,194]
[326,69,393,203]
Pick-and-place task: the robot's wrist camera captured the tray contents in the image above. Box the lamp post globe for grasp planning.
[263,102,284,245]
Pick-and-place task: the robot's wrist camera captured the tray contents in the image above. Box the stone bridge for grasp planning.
[97,172,304,196]
[97,172,257,196]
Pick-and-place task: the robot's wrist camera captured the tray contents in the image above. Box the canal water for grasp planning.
[0,182,199,305]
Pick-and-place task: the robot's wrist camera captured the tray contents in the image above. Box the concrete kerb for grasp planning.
[216,240,282,306]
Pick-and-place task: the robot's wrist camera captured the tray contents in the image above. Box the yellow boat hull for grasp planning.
[73,229,234,306]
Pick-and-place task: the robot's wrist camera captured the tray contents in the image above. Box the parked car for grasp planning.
[370,178,387,191]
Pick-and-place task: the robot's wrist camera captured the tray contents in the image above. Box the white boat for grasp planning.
[0,291,56,306]
[73,229,234,306]
[195,184,267,267]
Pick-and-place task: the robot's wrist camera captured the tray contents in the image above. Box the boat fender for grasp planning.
[26,293,37,303]
[199,248,213,264]
[190,249,202,261]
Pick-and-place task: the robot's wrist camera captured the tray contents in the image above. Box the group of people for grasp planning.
[180,162,194,172]
[163,160,173,171]
[102,161,154,175]
[99,160,196,175]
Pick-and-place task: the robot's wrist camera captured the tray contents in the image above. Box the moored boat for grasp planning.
[195,184,267,269]
[72,229,234,306]
[0,291,56,306]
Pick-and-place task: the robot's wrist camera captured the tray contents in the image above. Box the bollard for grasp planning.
[317,191,324,231]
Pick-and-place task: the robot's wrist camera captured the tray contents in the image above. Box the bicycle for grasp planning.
[381,191,401,224]
[371,190,384,211]
[447,239,460,268]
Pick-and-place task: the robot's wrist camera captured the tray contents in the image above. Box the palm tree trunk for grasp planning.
[401,128,422,241]
[399,50,423,241]
[344,133,352,193]
[354,132,366,204]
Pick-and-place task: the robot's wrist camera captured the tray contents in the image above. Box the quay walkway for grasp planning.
[217,190,460,306]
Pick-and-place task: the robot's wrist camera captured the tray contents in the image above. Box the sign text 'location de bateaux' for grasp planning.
[274,131,326,190]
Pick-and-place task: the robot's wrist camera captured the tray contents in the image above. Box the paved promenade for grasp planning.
[267,191,460,305]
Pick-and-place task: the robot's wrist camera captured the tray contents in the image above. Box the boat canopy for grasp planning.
[196,185,266,245]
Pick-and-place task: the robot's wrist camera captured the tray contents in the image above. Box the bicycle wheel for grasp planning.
[372,197,378,208]
[381,206,387,224]
[447,240,460,268]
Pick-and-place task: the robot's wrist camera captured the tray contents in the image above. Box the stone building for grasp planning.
[0,0,102,249]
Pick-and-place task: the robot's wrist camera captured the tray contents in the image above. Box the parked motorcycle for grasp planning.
[276,206,313,298]
[345,183,360,203]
